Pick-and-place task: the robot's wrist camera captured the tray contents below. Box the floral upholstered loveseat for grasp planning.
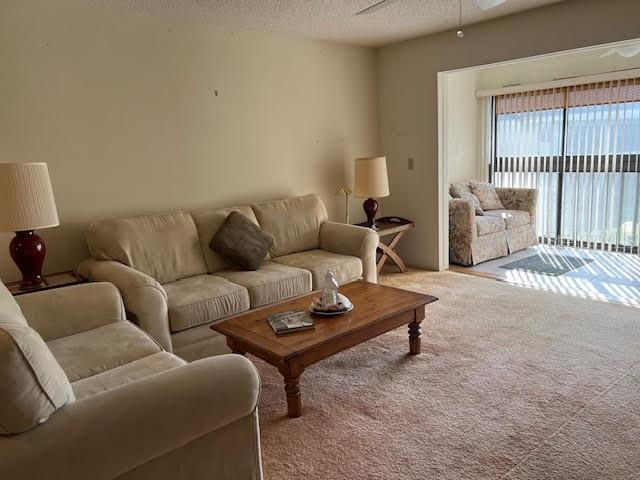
[449,181,538,266]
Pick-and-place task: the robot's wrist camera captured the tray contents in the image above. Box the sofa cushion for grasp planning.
[16,282,126,342]
[252,194,329,257]
[171,322,229,361]
[164,275,250,333]
[171,321,222,351]
[485,210,531,229]
[461,192,485,216]
[71,352,185,400]
[47,322,161,382]
[469,181,505,211]
[273,249,362,288]
[192,206,266,273]
[86,212,207,284]
[449,182,471,198]
[210,211,273,271]
[475,215,506,236]
[0,322,75,435]
[215,262,312,308]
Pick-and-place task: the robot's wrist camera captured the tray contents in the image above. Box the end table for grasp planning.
[355,216,415,273]
[6,271,85,296]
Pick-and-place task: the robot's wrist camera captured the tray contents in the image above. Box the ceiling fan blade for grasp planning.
[356,0,404,16]
[617,45,640,58]
[600,45,640,58]
[474,0,508,10]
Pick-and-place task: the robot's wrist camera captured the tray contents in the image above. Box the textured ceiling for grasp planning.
[82,0,565,47]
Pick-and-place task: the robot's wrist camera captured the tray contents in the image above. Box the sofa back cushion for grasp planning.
[449,182,471,198]
[86,212,207,284]
[460,192,485,216]
[0,282,75,435]
[251,194,328,257]
[469,181,505,211]
[192,206,264,273]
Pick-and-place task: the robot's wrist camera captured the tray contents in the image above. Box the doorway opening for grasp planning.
[439,39,640,306]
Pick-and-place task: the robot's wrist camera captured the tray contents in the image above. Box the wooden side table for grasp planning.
[355,216,415,273]
[6,271,85,296]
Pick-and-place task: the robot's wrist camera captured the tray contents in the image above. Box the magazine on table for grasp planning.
[267,310,315,335]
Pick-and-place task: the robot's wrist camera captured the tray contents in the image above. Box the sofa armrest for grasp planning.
[496,188,538,222]
[0,355,261,480]
[320,221,379,283]
[15,282,126,341]
[449,198,477,244]
[77,258,172,351]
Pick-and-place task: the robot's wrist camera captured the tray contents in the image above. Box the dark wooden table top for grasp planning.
[354,216,415,237]
[212,280,437,361]
[6,271,84,296]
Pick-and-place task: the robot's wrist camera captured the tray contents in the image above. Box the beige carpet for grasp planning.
[256,270,640,479]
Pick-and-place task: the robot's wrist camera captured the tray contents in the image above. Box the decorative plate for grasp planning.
[309,303,354,316]
[309,293,353,316]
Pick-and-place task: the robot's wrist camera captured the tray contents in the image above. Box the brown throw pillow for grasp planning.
[210,212,273,271]
[469,181,504,211]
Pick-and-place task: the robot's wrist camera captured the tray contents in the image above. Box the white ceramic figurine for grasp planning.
[321,270,340,308]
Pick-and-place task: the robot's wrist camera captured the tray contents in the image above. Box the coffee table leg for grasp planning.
[280,360,304,418]
[284,375,302,418]
[408,307,425,355]
[408,321,421,354]
[227,337,246,356]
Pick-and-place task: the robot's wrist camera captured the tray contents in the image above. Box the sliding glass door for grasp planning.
[491,79,640,253]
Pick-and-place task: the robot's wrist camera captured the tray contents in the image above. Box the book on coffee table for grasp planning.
[267,310,315,335]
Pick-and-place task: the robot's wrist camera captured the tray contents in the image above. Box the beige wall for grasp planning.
[0,0,379,281]
[444,70,483,184]
[378,0,640,270]
[3,0,639,280]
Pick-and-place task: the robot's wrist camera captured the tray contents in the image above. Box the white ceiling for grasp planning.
[83,0,565,47]
[474,39,640,89]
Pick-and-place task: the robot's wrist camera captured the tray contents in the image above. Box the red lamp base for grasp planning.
[363,197,379,228]
[9,230,48,291]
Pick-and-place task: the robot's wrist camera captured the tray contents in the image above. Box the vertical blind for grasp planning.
[492,78,640,252]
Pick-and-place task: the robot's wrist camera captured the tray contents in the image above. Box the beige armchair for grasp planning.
[0,281,263,480]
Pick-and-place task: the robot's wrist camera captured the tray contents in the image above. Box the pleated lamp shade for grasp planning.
[0,162,59,232]
[354,157,390,198]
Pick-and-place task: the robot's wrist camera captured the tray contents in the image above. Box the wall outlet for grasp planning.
[408,157,414,170]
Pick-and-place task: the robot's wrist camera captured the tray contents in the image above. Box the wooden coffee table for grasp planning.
[212,280,437,418]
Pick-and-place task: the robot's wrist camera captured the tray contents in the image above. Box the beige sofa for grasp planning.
[0,281,262,480]
[78,194,379,360]
[449,186,538,266]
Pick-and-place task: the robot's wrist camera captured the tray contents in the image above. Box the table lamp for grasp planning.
[0,162,59,290]
[354,156,389,228]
